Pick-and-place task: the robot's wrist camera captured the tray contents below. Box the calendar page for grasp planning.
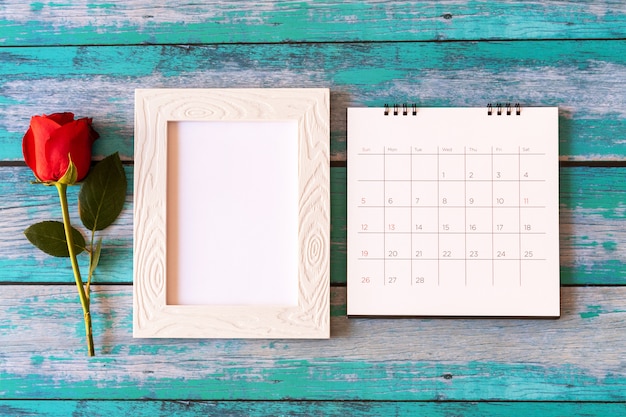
[347,106,560,317]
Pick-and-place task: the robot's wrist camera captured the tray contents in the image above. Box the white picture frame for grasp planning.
[133,88,330,338]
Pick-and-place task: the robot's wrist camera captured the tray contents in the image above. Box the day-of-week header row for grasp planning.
[359,146,539,154]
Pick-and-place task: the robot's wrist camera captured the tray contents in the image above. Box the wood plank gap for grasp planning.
[0,281,133,286]
[5,159,624,169]
[10,399,617,404]
[335,161,626,168]
[0,161,27,167]
[560,161,626,167]
[5,37,626,49]
[0,161,134,167]
[0,282,350,287]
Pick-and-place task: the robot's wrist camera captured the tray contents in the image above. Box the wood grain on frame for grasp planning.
[133,88,330,338]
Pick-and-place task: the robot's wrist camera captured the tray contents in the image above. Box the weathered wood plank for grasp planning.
[554,167,626,284]
[3,0,623,411]
[2,166,625,285]
[2,1,626,46]
[1,285,626,401]
[0,166,133,283]
[1,400,625,416]
[1,42,626,161]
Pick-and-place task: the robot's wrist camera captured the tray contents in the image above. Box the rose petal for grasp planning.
[76,117,100,142]
[30,115,61,137]
[29,116,66,181]
[46,119,93,181]
[22,127,41,180]
[46,112,75,126]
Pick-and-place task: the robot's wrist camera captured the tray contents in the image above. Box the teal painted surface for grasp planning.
[2,1,626,46]
[2,166,626,285]
[3,0,626,412]
[1,400,625,416]
[1,42,626,161]
[0,166,133,283]
[3,286,626,401]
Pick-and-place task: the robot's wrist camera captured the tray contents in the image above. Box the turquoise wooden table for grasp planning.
[2,1,626,415]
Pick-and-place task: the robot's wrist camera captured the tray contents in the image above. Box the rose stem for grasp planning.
[56,182,95,357]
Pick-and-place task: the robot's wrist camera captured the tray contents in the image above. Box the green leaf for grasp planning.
[79,152,127,231]
[24,221,86,257]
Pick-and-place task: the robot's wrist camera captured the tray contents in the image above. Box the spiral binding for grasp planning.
[487,103,521,116]
[383,103,522,116]
[384,103,418,116]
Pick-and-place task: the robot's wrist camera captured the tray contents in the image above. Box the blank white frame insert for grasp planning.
[133,88,330,338]
[166,121,299,306]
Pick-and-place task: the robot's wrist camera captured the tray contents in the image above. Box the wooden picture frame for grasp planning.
[133,88,330,338]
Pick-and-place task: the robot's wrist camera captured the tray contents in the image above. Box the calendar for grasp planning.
[347,106,560,317]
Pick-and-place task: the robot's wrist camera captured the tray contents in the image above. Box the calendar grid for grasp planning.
[464,147,468,286]
[518,147,522,286]
[355,145,550,287]
[490,145,495,285]
[436,146,440,286]
[410,146,414,286]
[382,146,386,286]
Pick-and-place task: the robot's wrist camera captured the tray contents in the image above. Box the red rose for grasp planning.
[22,112,99,183]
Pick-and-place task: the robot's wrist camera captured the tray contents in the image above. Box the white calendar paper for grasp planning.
[347,106,560,317]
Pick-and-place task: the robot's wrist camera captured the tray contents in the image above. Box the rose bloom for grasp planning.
[22,112,99,182]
